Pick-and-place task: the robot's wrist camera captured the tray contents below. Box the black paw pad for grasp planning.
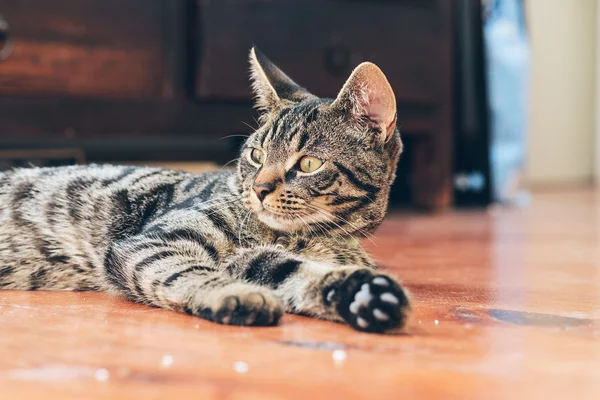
[335,271,410,334]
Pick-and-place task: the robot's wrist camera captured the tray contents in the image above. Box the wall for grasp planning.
[526,0,597,185]
[596,0,600,183]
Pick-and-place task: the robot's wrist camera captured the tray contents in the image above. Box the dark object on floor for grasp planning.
[453,0,493,207]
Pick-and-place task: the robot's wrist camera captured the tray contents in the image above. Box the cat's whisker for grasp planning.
[360,194,376,204]
[240,120,257,132]
[193,195,239,209]
[296,214,314,236]
[302,207,347,242]
[298,212,323,238]
[306,205,378,248]
[307,203,378,244]
[203,202,242,218]
[312,219,335,240]
[220,134,250,140]
[219,158,241,170]
[299,212,326,238]
[189,199,235,213]
[198,197,242,216]
[239,210,253,246]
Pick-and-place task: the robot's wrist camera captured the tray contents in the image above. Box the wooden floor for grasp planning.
[1,188,599,399]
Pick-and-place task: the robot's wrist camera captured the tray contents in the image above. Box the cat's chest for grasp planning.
[234,221,294,251]
[236,228,283,249]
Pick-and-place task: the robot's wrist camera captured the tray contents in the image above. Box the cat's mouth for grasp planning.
[244,188,332,232]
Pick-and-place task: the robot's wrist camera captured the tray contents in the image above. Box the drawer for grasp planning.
[0,0,169,99]
[196,0,452,104]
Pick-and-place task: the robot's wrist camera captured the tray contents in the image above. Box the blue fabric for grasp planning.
[484,0,530,202]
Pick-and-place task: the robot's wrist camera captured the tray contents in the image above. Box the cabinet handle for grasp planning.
[0,15,13,61]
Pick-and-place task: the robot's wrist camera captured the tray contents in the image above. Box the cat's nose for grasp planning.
[253,182,275,202]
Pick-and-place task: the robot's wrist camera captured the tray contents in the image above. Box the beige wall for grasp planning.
[526,0,597,185]
[596,0,600,183]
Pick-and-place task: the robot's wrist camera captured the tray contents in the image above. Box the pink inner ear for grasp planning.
[366,92,388,124]
[334,62,397,136]
[355,84,393,128]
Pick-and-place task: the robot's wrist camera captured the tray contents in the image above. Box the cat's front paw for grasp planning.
[215,289,284,326]
[190,286,284,327]
[327,270,411,334]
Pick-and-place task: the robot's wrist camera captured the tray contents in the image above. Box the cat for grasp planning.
[0,48,410,334]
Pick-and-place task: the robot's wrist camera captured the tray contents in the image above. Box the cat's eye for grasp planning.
[250,148,266,165]
[298,156,323,173]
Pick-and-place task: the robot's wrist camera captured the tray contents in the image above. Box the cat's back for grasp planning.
[1,164,166,205]
[0,164,203,228]
[1,163,137,190]
[0,164,237,232]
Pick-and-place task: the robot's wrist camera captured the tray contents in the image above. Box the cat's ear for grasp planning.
[332,62,397,142]
[249,47,314,118]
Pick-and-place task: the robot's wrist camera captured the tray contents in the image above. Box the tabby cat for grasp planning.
[0,48,410,334]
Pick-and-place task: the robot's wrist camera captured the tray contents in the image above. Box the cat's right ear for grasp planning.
[249,47,314,119]
[331,62,397,143]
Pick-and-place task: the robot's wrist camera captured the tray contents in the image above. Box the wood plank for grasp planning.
[0,187,598,399]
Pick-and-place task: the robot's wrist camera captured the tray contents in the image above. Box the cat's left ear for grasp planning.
[332,62,397,143]
[249,47,315,118]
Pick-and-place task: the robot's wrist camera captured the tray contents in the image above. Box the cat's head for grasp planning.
[238,48,403,236]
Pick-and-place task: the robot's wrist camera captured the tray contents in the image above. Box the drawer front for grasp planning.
[196,0,452,104]
[0,0,168,99]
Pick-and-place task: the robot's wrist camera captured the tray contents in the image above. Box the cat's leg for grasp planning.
[103,237,283,326]
[225,246,411,334]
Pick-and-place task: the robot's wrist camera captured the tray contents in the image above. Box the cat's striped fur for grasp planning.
[0,48,410,333]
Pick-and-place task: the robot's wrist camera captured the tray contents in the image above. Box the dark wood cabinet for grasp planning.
[0,0,455,209]
[197,0,446,103]
[0,0,169,99]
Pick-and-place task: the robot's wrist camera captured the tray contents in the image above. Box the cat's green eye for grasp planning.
[298,156,323,173]
[250,148,266,165]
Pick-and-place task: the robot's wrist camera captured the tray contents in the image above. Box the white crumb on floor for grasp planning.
[332,349,347,363]
[233,361,249,374]
[94,368,110,382]
[161,355,173,367]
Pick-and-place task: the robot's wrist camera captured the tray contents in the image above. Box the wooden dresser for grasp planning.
[0,0,455,208]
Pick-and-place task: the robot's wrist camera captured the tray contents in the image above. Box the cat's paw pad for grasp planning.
[333,270,410,333]
[213,290,284,327]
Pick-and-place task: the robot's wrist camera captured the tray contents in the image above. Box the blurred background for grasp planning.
[0,0,597,210]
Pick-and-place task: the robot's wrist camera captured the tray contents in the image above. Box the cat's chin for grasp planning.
[256,212,305,233]
[256,211,328,233]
